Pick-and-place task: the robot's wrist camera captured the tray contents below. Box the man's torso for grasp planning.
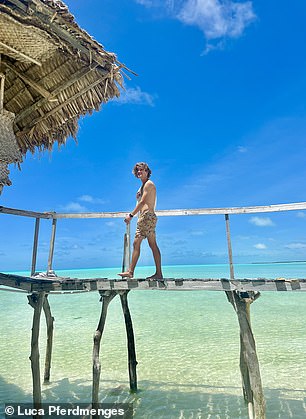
[137,180,156,213]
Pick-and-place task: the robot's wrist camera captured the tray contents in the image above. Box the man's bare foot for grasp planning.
[118,271,133,279]
[146,273,163,280]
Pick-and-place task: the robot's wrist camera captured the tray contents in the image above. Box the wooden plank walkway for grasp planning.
[1,272,306,293]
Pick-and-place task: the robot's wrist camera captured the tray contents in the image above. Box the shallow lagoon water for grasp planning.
[1,263,306,418]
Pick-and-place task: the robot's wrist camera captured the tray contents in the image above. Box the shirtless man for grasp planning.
[118,162,163,279]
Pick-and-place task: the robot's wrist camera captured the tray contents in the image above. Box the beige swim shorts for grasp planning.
[135,211,157,238]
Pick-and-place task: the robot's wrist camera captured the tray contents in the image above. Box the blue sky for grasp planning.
[1,0,306,272]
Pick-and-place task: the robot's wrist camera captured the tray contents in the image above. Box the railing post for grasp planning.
[31,217,40,276]
[47,218,57,273]
[126,222,131,267]
[225,214,235,280]
[122,223,131,272]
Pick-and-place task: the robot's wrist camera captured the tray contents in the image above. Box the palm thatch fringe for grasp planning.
[0,0,132,191]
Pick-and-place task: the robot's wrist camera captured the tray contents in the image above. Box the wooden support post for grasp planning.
[31,217,40,276]
[240,332,253,408]
[92,291,117,412]
[119,290,138,392]
[226,291,265,419]
[43,294,54,383]
[27,292,45,414]
[47,218,57,273]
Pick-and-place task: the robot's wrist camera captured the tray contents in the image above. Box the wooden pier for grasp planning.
[1,202,306,419]
[1,271,306,293]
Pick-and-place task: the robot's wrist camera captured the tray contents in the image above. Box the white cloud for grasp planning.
[135,0,174,8]
[178,0,256,39]
[190,230,205,236]
[285,242,306,249]
[78,195,106,205]
[297,211,306,218]
[249,216,275,227]
[238,146,248,153]
[236,235,251,240]
[135,0,256,52]
[254,243,267,249]
[106,221,116,227]
[78,194,94,203]
[116,86,156,106]
[135,0,154,5]
[58,195,107,213]
[60,202,87,212]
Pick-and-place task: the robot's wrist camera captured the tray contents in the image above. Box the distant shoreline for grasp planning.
[6,260,306,276]
[251,260,306,264]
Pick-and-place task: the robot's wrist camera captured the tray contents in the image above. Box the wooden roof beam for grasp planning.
[16,76,109,137]
[0,40,42,66]
[3,60,51,99]
[14,63,99,124]
[1,0,28,14]
[4,55,71,107]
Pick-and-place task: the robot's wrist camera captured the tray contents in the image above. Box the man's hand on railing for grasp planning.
[124,213,133,224]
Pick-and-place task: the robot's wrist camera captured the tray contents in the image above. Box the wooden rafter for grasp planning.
[14,63,99,124]
[4,60,51,98]
[16,74,110,136]
[0,40,42,66]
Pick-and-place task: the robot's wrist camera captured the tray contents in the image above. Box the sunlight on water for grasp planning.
[1,264,306,418]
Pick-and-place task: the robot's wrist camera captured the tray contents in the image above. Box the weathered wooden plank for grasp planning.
[34,202,306,219]
[155,202,306,216]
[2,202,306,221]
[1,273,306,293]
[96,281,112,291]
[0,206,52,219]
[50,211,127,219]
[0,277,32,292]
[0,272,37,283]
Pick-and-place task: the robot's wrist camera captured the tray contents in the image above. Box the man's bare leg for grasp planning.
[146,233,163,279]
[118,236,143,278]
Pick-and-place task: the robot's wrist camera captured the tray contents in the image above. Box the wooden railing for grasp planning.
[1,201,306,277]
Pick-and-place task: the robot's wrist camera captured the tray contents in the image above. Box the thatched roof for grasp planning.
[0,0,130,191]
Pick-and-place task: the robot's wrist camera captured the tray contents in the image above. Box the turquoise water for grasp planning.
[1,263,306,418]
